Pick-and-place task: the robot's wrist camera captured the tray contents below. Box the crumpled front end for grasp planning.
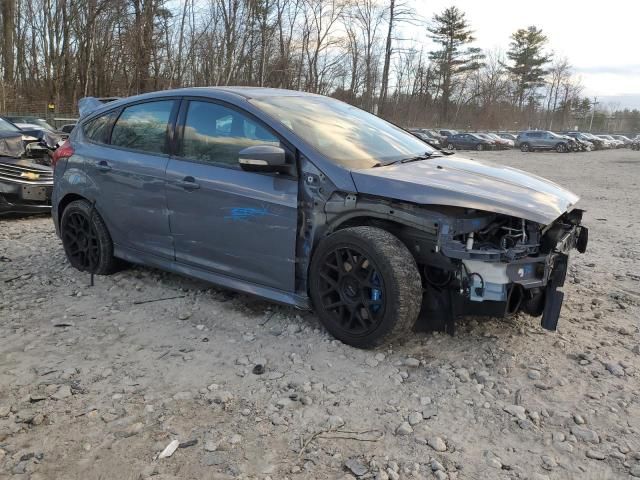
[434,208,588,331]
[0,133,54,215]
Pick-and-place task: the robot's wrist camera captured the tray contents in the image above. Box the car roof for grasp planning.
[80,87,329,121]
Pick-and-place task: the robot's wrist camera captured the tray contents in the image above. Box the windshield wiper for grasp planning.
[385,152,441,166]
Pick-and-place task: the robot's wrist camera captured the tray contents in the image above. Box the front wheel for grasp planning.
[556,143,567,153]
[309,226,422,349]
[447,143,455,150]
[476,143,484,151]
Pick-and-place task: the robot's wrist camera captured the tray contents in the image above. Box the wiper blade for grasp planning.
[386,152,440,166]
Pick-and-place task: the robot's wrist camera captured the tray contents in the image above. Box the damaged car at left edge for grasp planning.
[0,118,62,215]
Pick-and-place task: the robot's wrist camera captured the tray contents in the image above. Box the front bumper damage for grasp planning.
[435,209,588,331]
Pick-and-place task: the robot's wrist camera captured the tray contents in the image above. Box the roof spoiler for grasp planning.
[78,96,121,119]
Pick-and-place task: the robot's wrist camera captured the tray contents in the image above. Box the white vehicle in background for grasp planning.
[610,134,633,147]
[597,134,623,148]
[595,135,614,149]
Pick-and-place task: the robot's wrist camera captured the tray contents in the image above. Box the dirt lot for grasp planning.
[1,148,639,480]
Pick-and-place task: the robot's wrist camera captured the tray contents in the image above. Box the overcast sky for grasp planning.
[404,0,640,109]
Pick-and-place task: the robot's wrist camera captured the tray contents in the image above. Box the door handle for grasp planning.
[175,176,200,190]
[96,160,111,172]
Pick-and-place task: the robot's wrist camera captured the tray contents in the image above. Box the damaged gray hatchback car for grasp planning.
[52,88,588,348]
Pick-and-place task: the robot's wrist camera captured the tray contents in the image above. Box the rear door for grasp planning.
[165,98,298,292]
[84,99,179,258]
[459,134,472,148]
[528,132,543,149]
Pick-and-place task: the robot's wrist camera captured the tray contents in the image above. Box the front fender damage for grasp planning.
[320,192,588,333]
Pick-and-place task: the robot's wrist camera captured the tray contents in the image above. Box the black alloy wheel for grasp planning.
[316,245,386,336]
[309,226,422,348]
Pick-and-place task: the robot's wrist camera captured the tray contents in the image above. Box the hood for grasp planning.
[351,155,580,225]
[0,131,26,158]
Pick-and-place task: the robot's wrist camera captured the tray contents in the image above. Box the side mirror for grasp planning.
[238,145,287,172]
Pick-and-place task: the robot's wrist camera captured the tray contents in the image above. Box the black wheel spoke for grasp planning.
[317,245,385,336]
[62,211,100,272]
[325,299,345,310]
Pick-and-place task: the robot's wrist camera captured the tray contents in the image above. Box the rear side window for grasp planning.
[83,111,117,144]
[110,100,175,154]
[180,100,280,167]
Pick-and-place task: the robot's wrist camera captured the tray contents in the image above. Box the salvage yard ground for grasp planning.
[0,149,639,480]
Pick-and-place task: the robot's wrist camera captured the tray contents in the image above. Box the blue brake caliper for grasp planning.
[370,272,382,313]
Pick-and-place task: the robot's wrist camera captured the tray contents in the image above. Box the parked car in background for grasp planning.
[477,132,514,149]
[60,123,76,134]
[597,134,623,148]
[6,116,57,132]
[610,134,633,147]
[0,128,55,215]
[496,132,517,142]
[439,129,458,140]
[51,87,588,348]
[631,136,640,151]
[566,132,604,150]
[515,131,574,153]
[1,116,65,151]
[407,128,443,149]
[446,132,494,151]
[424,129,447,143]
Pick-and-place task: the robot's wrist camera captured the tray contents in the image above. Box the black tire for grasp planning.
[309,226,422,349]
[476,143,484,151]
[520,143,530,152]
[447,143,455,150]
[556,142,567,153]
[60,199,118,275]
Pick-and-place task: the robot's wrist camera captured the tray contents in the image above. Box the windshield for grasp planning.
[251,95,435,168]
[0,117,21,133]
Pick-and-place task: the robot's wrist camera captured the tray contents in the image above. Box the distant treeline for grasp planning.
[0,0,638,132]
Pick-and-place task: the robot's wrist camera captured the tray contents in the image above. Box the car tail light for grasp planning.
[51,141,74,168]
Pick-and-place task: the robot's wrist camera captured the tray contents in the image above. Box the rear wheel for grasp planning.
[520,143,530,152]
[60,199,118,275]
[309,226,422,349]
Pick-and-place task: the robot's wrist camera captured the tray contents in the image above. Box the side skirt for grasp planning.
[113,245,311,310]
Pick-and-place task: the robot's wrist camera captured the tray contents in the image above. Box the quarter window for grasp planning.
[83,111,117,144]
[180,101,280,167]
[110,100,175,154]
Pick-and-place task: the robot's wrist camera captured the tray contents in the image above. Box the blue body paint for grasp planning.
[225,207,274,222]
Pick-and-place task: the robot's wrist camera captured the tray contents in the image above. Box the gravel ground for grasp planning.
[0,148,639,480]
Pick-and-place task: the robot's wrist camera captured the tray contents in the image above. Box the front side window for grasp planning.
[180,101,280,167]
[83,111,117,144]
[251,95,434,168]
[110,100,175,154]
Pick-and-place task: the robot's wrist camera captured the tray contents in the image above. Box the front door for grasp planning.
[165,99,298,292]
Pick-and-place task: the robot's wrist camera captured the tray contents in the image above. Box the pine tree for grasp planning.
[506,26,552,109]
[427,6,484,124]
